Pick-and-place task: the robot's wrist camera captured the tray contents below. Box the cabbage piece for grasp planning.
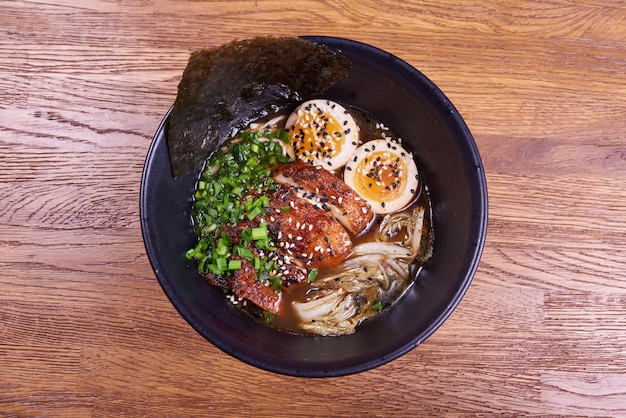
[292,205,428,335]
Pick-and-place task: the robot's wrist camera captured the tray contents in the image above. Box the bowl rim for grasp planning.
[140,36,488,377]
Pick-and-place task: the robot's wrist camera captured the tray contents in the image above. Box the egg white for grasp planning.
[344,139,419,214]
[285,99,359,169]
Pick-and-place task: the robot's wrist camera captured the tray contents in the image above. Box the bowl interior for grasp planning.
[140,36,487,377]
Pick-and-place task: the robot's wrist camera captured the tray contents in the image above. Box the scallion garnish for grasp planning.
[372,301,385,311]
[188,128,293,290]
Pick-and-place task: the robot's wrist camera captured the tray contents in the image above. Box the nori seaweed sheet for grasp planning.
[167,37,352,178]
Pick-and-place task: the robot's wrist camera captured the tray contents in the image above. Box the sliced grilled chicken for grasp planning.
[205,255,281,314]
[265,184,352,270]
[273,161,374,235]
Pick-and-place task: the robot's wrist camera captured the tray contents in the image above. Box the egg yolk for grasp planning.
[289,111,346,161]
[353,150,408,204]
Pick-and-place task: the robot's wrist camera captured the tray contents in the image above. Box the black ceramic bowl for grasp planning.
[140,37,488,377]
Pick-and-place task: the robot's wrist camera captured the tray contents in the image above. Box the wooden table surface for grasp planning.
[2,0,625,416]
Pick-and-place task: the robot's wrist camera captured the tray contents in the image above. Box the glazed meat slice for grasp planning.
[206,255,281,314]
[266,185,352,269]
[203,222,282,313]
[273,161,373,234]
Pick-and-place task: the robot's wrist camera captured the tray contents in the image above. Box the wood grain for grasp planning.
[1,0,626,416]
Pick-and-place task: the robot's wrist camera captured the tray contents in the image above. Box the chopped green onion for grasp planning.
[372,301,385,311]
[215,257,227,272]
[307,268,318,283]
[247,206,264,220]
[188,127,295,293]
[235,246,254,260]
[278,130,290,144]
[227,259,242,271]
[268,276,282,292]
[251,225,268,241]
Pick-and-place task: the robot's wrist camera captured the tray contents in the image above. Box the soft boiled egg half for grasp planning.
[285,99,359,169]
[344,139,419,215]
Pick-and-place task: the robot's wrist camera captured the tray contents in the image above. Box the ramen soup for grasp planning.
[186,99,433,335]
